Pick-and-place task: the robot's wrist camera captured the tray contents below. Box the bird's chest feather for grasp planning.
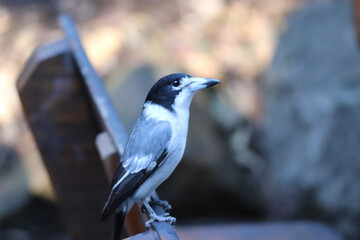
[156,108,189,180]
[133,107,189,200]
[167,110,189,159]
[143,102,189,156]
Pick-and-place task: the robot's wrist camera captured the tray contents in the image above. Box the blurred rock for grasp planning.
[259,1,360,239]
[209,92,264,174]
[209,91,244,132]
[109,65,156,131]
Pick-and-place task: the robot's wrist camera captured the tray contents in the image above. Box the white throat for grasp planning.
[142,101,190,123]
[172,90,194,112]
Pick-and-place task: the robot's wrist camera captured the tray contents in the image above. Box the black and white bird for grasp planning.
[101,73,220,240]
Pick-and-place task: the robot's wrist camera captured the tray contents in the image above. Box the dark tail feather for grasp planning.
[112,211,126,240]
[101,203,111,221]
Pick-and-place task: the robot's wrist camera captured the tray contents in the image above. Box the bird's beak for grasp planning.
[188,77,221,92]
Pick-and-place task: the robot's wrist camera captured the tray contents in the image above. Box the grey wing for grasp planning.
[101,117,171,220]
[121,117,172,173]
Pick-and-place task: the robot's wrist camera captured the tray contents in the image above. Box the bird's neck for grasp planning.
[143,102,189,155]
[143,102,189,123]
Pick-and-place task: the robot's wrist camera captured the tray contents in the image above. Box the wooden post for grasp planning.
[17,40,113,240]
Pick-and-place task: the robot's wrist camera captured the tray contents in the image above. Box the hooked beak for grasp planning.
[188,77,221,92]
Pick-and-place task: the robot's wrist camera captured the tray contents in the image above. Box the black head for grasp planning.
[145,73,191,111]
[145,73,220,112]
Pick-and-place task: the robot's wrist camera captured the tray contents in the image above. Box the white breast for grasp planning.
[132,103,189,200]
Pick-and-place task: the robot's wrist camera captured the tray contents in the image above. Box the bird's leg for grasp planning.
[142,200,176,227]
[142,199,158,216]
[149,192,172,211]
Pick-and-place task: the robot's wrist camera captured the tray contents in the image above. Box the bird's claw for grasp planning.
[145,214,176,228]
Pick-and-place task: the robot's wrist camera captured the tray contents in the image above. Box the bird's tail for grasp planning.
[112,211,126,240]
[101,202,112,222]
[101,202,126,240]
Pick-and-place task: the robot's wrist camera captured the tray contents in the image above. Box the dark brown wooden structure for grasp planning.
[17,39,114,239]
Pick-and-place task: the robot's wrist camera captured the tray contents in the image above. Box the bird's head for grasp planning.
[145,73,220,112]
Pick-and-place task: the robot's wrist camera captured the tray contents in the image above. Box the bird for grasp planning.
[101,73,220,240]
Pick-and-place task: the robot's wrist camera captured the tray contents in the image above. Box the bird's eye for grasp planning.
[172,79,180,87]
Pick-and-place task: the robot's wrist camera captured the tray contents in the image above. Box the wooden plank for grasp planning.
[59,14,128,154]
[17,40,112,240]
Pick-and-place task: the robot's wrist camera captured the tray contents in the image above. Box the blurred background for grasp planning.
[0,0,360,239]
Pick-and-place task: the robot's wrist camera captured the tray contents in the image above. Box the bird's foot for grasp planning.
[145,213,176,227]
[142,199,176,228]
[150,199,172,212]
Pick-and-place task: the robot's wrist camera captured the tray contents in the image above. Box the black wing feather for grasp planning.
[101,149,168,221]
